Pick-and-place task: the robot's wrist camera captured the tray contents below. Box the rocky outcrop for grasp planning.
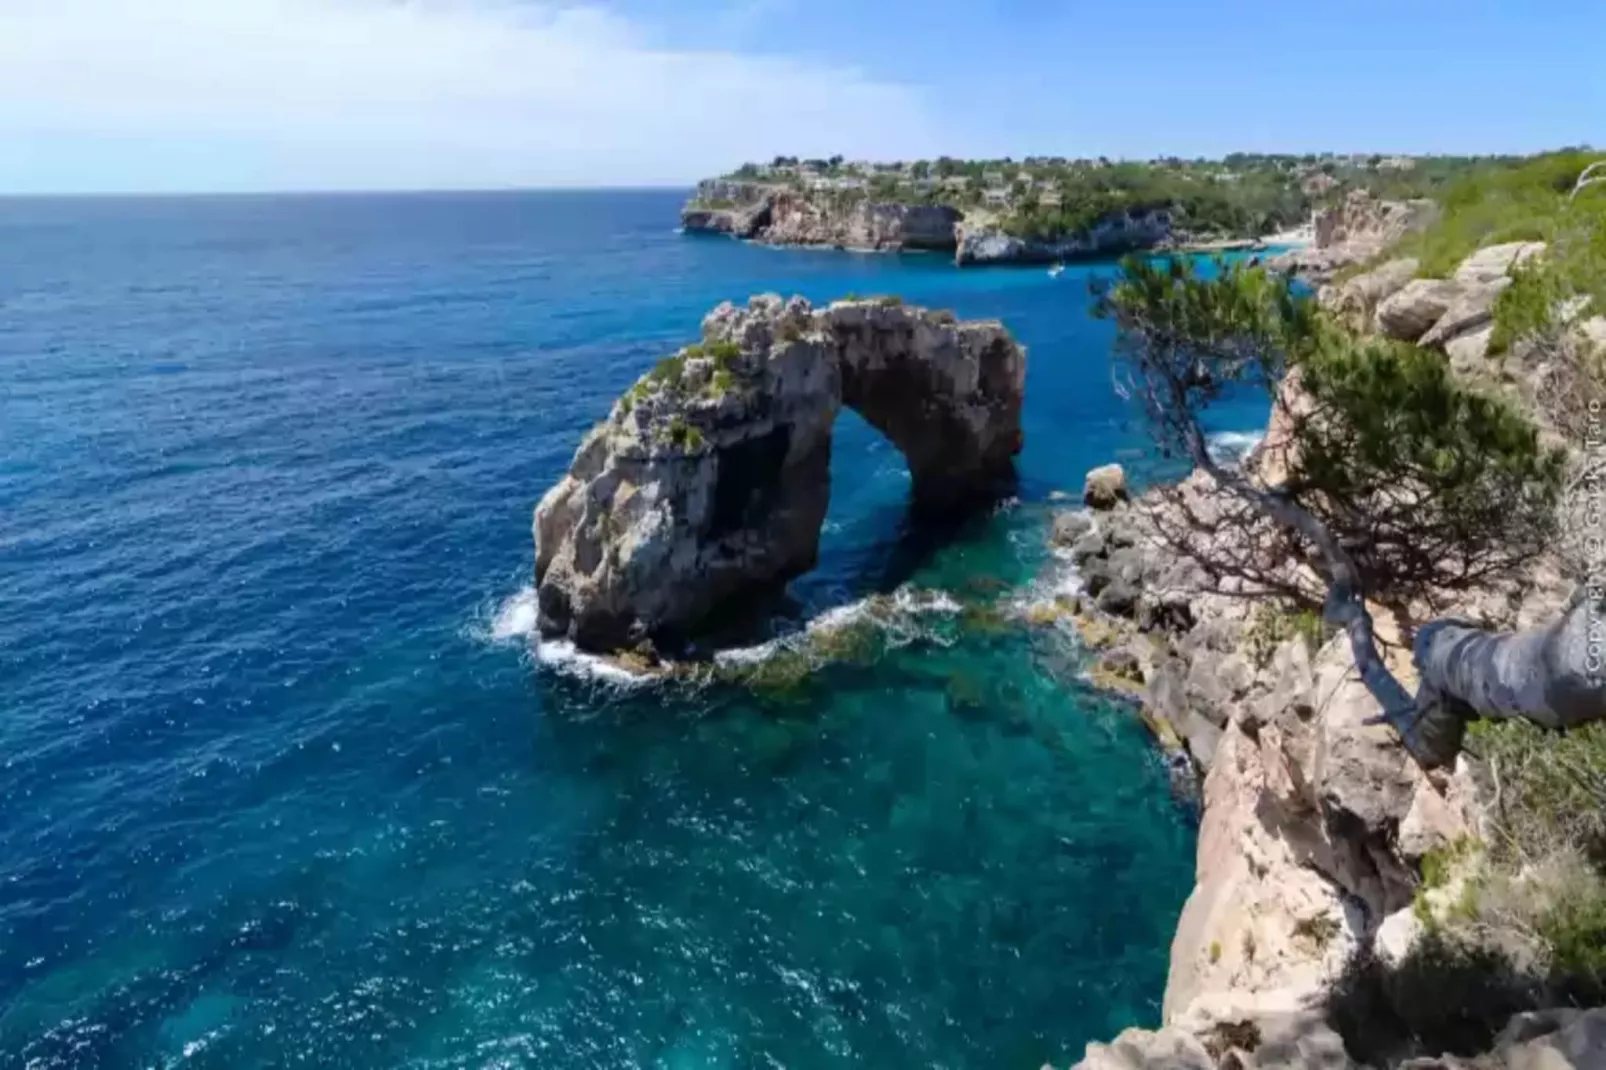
[1314,190,1440,252]
[682,182,1182,264]
[761,190,961,251]
[533,295,1025,652]
[680,179,776,239]
[1084,463,1129,509]
[955,208,1174,266]
[1319,257,1420,330]
[1452,241,1546,286]
[1064,1007,1606,1070]
[681,180,961,252]
[1269,192,1438,285]
[1375,279,1464,341]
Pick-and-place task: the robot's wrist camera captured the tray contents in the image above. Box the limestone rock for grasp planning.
[1271,194,1436,285]
[1052,509,1096,546]
[1085,464,1130,510]
[1375,279,1464,342]
[533,295,1026,651]
[1445,325,1496,372]
[1318,258,1419,330]
[1401,1008,1606,1070]
[956,208,1174,266]
[1070,1027,1214,1070]
[1314,191,1439,252]
[760,191,961,251]
[1419,278,1513,350]
[1453,241,1546,286]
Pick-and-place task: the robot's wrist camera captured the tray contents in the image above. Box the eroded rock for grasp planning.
[1085,463,1131,510]
[533,295,1026,651]
[1375,279,1464,342]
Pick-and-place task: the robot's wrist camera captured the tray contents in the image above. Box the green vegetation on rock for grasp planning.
[1390,151,1605,277]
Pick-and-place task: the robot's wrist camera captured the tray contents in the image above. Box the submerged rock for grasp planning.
[533,295,1026,652]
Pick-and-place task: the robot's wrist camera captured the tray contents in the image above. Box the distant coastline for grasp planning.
[678,153,1401,266]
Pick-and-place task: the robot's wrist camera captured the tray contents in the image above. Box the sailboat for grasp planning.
[1047,262,1065,278]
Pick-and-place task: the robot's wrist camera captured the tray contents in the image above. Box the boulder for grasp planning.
[1401,1008,1606,1070]
[534,296,1026,651]
[1375,279,1464,342]
[1052,509,1096,547]
[1318,257,1419,329]
[1445,325,1495,372]
[1418,278,1512,349]
[1452,241,1546,286]
[1084,463,1130,510]
[1070,1027,1214,1070]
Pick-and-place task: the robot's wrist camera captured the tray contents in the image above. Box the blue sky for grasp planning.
[0,0,1601,193]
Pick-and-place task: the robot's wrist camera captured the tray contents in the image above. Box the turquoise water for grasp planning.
[0,192,1232,1068]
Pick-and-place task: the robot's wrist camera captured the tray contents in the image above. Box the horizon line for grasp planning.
[0,184,700,200]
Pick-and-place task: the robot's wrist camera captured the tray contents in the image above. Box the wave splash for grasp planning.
[1207,429,1266,465]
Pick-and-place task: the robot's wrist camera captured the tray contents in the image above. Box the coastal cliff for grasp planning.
[681,178,961,251]
[681,180,1180,264]
[533,294,1025,653]
[955,208,1174,265]
[1053,229,1602,1069]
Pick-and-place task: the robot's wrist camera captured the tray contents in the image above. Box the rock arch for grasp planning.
[533,295,1026,653]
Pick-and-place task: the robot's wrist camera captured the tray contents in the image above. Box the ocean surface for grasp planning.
[0,191,1263,1069]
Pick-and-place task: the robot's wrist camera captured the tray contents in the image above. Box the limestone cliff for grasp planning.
[680,179,961,251]
[681,182,1174,263]
[533,295,1025,652]
[1266,190,1439,284]
[955,208,1175,266]
[1050,233,1600,1068]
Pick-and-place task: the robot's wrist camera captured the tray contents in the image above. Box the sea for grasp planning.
[0,190,1269,1069]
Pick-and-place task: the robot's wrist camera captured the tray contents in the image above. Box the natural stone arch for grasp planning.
[533,295,1026,653]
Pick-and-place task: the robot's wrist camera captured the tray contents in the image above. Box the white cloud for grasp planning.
[0,0,941,191]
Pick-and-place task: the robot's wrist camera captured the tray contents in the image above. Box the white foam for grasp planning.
[713,584,961,668]
[1208,429,1266,464]
[489,586,540,642]
[533,639,652,687]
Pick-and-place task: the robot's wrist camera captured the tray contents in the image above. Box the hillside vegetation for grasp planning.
[715,153,1515,244]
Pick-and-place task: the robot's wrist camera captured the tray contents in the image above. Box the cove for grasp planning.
[0,190,1212,1067]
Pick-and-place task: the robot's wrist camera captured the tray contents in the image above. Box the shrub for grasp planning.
[1466,719,1606,866]
[1244,602,1327,666]
[872,294,904,307]
[1387,150,1605,278]
[648,354,686,390]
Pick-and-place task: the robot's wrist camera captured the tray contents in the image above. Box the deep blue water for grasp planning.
[0,191,1247,1069]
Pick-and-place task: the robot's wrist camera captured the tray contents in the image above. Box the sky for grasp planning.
[0,0,1602,193]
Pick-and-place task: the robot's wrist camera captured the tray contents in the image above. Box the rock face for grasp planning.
[1268,192,1438,284]
[1318,257,1420,330]
[1374,278,1464,341]
[955,208,1174,265]
[761,190,961,251]
[533,295,1026,652]
[680,180,961,252]
[682,182,1180,264]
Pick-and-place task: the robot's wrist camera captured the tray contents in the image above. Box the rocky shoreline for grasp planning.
[1048,224,1603,1068]
[680,179,1289,266]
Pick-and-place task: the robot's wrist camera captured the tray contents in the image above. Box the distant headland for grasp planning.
[680,152,1512,266]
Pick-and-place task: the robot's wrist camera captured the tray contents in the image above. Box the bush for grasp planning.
[1388,150,1605,278]
[1095,256,1566,609]
[1467,719,1606,866]
[1244,602,1327,666]
[1326,933,1539,1063]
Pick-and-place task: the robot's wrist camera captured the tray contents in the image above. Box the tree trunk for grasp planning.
[1413,600,1606,758]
